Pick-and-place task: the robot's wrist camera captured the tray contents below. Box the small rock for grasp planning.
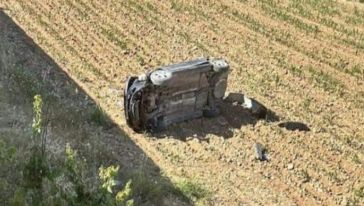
[254,142,267,161]
[287,163,294,170]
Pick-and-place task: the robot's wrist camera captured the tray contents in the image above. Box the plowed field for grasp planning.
[1,0,364,205]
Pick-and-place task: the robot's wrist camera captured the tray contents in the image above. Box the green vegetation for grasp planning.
[354,186,364,198]
[345,64,364,80]
[136,55,145,66]
[175,179,209,202]
[305,0,341,16]
[261,0,364,51]
[0,94,181,205]
[101,27,128,50]
[352,153,361,164]
[260,1,320,35]
[288,65,304,78]
[288,1,313,18]
[11,68,42,98]
[308,66,344,95]
[171,0,184,12]
[300,169,311,183]
[89,105,109,127]
[229,7,298,50]
[0,139,17,201]
[65,0,89,20]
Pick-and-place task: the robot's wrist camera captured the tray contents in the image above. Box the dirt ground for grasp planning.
[1,0,364,205]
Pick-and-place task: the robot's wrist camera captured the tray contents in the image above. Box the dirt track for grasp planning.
[1,0,364,205]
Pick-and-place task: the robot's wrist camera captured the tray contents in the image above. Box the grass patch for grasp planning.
[145,2,160,14]
[352,153,361,164]
[300,169,311,183]
[260,0,320,35]
[0,139,19,204]
[89,105,109,127]
[18,1,107,79]
[171,0,184,12]
[345,64,364,80]
[230,9,294,47]
[327,170,339,182]
[345,15,364,25]
[136,55,145,66]
[302,97,313,112]
[101,27,128,50]
[65,0,89,20]
[126,0,144,13]
[308,66,344,95]
[288,1,313,18]
[354,186,364,198]
[304,0,341,16]
[125,172,164,204]
[178,31,192,42]
[11,68,42,99]
[285,0,364,50]
[288,65,304,78]
[231,10,263,33]
[122,0,163,32]
[175,179,209,202]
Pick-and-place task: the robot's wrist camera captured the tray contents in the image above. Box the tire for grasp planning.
[150,69,172,86]
[211,59,229,73]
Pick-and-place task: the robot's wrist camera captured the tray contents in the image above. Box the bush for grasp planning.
[0,94,157,206]
[0,94,183,205]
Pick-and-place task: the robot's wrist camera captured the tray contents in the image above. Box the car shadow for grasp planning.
[155,93,309,141]
[0,10,190,205]
[155,93,281,141]
[278,121,310,131]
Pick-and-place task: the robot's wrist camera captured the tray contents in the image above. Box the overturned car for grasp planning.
[124,57,267,133]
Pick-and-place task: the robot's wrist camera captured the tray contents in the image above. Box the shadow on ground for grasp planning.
[156,93,309,141]
[0,10,190,205]
[156,93,281,141]
[278,121,310,131]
